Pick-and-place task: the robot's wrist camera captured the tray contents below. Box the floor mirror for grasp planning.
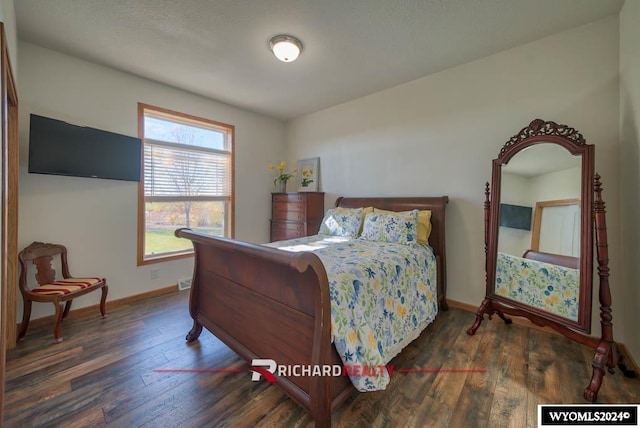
[467,119,636,401]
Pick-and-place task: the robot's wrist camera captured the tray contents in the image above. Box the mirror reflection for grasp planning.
[469,119,630,401]
[495,143,582,321]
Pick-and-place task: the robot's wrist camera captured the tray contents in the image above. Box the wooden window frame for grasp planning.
[137,103,235,266]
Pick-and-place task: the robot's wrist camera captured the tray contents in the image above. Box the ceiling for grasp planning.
[15,0,625,121]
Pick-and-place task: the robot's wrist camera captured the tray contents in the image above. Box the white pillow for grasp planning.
[359,209,419,244]
[318,207,363,237]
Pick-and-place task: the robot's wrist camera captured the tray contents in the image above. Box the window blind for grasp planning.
[143,140,231,199]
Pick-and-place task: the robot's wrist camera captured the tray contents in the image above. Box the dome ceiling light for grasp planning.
[269,35,303,63]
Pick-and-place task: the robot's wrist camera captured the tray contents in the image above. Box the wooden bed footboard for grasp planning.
[174,229,351,427]
[175,196,448,427]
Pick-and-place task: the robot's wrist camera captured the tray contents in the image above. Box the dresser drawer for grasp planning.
[270,192,324,242]
[272,209,305,221]
[271,232,305,242]
[271,222,304,232]
[270,227,306,242]
[273,193,306,203]
[272,201,305,213]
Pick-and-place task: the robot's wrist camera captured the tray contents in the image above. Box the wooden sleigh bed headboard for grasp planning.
[522,249,579,269]
[335,196,449,310]
[175,195,449,427]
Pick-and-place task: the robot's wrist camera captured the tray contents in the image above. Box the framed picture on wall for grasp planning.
[297,157,319,192]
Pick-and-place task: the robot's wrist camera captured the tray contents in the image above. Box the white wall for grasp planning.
[287,17,624,342]
[498,172,532,256]
[619,0,640,363]
[0,0,17,73]
[18,42,285,320]
[530,167,582,202]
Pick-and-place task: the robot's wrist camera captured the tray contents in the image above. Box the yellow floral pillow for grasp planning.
[373,208,432,245]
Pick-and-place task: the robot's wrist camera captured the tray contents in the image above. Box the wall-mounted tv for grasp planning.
[499,203,532,231]
[28,114,142,182]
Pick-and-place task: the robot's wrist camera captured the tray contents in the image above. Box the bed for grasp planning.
[495,250,580,321]
[174,196,448,427]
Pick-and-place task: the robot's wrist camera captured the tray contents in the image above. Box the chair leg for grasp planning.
[53,301,65,343]
[62,300,73,319]
[17,299,33,342]
[100,284,108,317]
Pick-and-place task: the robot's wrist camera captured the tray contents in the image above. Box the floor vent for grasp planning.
[178,278,192,291]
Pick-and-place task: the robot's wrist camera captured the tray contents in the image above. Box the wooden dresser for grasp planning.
[270,192,325,242]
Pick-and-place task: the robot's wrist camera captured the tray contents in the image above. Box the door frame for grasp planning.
[0,20,19,423]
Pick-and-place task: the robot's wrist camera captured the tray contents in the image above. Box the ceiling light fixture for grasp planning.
[269,35,303,63]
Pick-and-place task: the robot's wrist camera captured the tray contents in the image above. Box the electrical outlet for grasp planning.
[150,268,160,280]
[178,278,192,290]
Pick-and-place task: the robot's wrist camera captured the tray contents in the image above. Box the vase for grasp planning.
[278,180,287,193]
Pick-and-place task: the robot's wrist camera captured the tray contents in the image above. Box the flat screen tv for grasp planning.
[28,114,142,182]
[499,203,532,231]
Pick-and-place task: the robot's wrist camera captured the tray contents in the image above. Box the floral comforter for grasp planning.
[267,235,438,391]
[495,252,579,321]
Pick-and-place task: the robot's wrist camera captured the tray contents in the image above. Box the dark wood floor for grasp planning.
[4,291,639,427]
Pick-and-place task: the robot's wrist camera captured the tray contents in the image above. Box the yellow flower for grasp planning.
[301,167,314,187]
[545,295,560,306]
[397,304,408,318]
[269,160,297,187]
[348,330,357,345]
[367,331,376,348]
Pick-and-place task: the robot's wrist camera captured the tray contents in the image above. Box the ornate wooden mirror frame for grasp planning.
[467,119,635,402]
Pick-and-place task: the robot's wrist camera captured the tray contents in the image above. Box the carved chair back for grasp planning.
[18,242,71,295]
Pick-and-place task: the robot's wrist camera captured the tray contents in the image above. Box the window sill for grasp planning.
[138,250,194,266]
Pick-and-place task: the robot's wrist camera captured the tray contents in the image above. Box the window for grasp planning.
[138,103,234,264]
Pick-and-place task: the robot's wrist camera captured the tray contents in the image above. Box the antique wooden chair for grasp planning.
[18,241,108,343]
